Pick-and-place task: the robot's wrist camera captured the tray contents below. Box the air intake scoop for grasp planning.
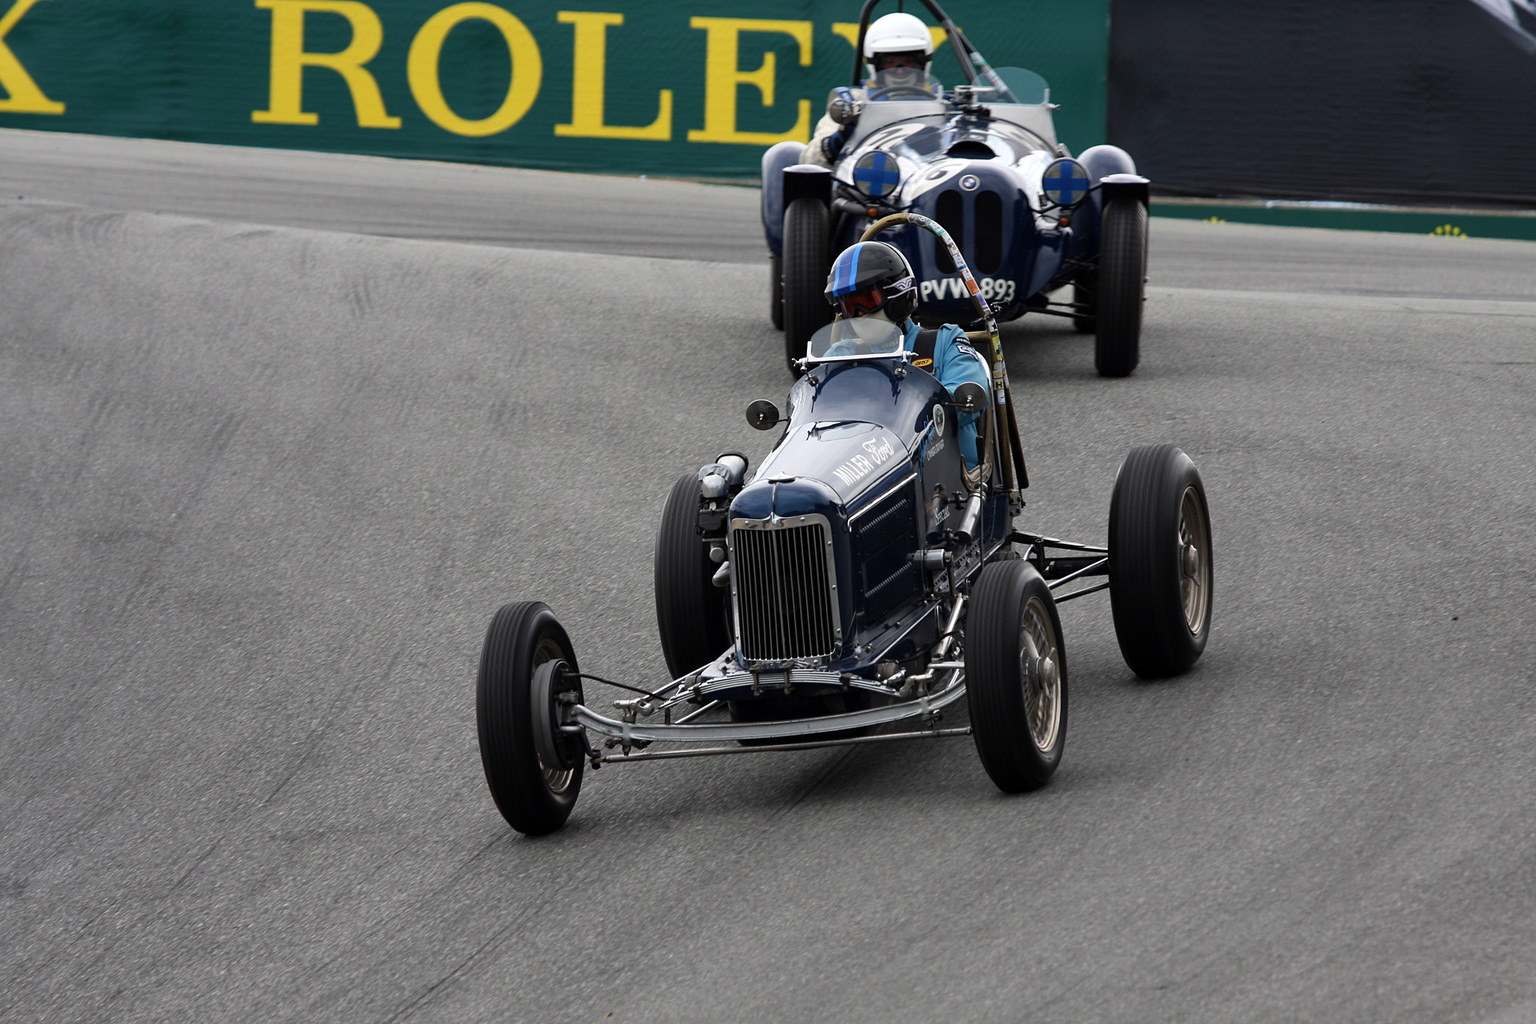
[947,140,996,159]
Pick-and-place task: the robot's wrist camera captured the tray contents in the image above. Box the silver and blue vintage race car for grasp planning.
[474,214,1211,836]
[762,0,1150,377]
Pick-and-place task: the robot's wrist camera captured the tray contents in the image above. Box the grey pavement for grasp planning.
[1,131,1534,1023]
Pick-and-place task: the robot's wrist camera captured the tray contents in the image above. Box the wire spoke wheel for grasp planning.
[968,561,1068,793]
[1019,595,1062,752]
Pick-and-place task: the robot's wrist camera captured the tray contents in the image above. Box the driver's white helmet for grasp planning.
[864,12,934,83]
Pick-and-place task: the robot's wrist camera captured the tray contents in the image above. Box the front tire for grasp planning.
[1108,444,1213,677]
[1094,197,1147,377]
[967,561,1068,792]
[477,602,584,835]
[654,474,731,678]
[782,197,832,376]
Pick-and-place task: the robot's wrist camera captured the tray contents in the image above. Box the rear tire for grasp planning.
[654,474,731,678]
[782,197,832,376]
[477,602,584,836]
[769,253,784,330]
[1108,444,1212,678]
[967,561,1067,792]
[1094,197,1147,377]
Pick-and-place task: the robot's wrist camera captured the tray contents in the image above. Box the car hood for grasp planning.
[750,420,910,507]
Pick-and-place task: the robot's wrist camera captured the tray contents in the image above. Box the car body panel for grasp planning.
[728,358,996,673]
[761,77,1143,327]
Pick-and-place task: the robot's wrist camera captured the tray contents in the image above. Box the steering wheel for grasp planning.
[868,85,937,101]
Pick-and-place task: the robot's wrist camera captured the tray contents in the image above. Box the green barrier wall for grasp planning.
[0,0,1108,178]
[1153,199,1536,243]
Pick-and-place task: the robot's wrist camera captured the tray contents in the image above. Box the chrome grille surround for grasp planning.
[729,514,841,664]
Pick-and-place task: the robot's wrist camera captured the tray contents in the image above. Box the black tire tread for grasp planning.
[967,560,1068,793]
[782,197,832,375]
[1095,197,1146,377]
[477,601,582,835]
[654,474,731,678]
[1108,444,1212,678]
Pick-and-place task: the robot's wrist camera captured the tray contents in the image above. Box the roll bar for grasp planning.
[859,213,1028,501]
[849,0,1015,103]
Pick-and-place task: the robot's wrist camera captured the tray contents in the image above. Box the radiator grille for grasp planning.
[975,190,1003,273]
[932,188,1004,276]
[732,519,839,662]
[934,189,964,273]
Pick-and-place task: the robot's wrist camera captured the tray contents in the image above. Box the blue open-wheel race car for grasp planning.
[474,215,1212,836]
[762,0,1150,378]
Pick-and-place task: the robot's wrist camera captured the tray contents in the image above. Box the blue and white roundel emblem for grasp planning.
[853,150,901,198]
[1042,158,1089,207]
[959,174,980,192]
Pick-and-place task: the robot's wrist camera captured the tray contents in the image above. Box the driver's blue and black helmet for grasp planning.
[825,241,918,322]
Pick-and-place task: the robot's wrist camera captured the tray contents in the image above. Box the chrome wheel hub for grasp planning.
[1036,654,1058,691]
[1019,595,1062,752]
[533,638,576,794]
[1177,486,1210,634]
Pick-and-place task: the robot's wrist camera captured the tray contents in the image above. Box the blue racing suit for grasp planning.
[902,319,990,469]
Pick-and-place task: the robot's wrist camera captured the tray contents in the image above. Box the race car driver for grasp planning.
[801,12,940,168]
[824,240,990,469]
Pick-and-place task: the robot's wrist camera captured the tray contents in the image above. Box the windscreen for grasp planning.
[806,318,907,363]
[968,67,1050,106]
[866,68,944,100]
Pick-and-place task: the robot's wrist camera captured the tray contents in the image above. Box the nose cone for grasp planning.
[731,475,842,523]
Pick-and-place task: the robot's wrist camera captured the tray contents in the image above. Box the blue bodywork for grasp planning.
[727,359,1010,677]
[762,85,1146,326]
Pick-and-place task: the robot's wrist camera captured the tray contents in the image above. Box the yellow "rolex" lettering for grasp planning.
[408,3,542,137]
[251,0,400,128]
[555,11,671,140]
[0,3,969,146]
[0,0,64,114]
[686,17,811,146]
[218,4,853,146]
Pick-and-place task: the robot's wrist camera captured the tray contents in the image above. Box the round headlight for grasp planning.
[853,150,901,198]
[1042,157,1090,208]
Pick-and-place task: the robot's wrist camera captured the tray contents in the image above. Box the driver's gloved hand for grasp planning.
[827,87,862,125]
[820,86,861,161]
[821,127,851,163]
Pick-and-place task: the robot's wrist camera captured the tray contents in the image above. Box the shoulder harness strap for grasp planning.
[910,328,939,369]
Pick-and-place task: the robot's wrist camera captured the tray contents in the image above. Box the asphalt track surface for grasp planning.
[3,129,1535,1024]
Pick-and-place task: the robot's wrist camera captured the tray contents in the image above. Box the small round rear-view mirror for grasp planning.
[745,399,781,431]
[950,381,988,415]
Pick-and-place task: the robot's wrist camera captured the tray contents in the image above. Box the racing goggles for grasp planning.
[838,275,913,318]
[839,287,887,318]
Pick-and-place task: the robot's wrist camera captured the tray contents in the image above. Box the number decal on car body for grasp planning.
[978,278,1017,303]
[919,277,1016,304]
